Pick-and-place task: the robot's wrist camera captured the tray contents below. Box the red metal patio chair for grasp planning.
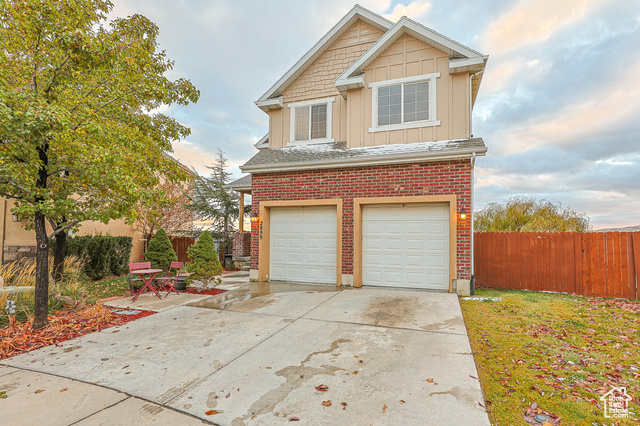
[128,262,151,294]
[155,261,183,297]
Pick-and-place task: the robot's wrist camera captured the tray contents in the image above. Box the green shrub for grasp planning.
[144,228,177,270]
[54,235,133,280]
[186,231,222,283]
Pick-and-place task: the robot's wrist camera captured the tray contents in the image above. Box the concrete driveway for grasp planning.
[1,281,489,425]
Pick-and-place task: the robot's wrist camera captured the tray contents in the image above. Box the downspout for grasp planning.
[469,70,482,277]
[471,152,476,277]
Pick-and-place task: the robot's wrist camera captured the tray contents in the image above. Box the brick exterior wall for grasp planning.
[232,232,251,258]
[250,160,472,280]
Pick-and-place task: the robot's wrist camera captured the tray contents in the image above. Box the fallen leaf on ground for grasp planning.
[226,393,231,398]
[352,371,358,375]
[35,390,44,394]
[205,410,219,415]
[315,384,329,392]
[289,418,300,422]
[426,378,434,382]
[400,400,405,403]
[322,400,332,407]
[382,404,388,413]
[183,404,191,409]
[60,388,67,392]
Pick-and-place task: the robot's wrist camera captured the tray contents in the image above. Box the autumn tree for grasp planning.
[188,149,239,255]
[474,196,591,233]
[0,0,199,328]
[132,169,196,244]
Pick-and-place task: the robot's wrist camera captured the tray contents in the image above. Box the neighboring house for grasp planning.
[229,5,488,291]
[0,196,146,264]
[0,155,196,265]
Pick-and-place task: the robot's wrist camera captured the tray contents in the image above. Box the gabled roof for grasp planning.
[255,5,393,112]
[254,133,269,150]
[335,16,488,102]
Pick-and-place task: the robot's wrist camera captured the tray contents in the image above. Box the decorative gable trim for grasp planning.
[255,5,393,113]
[336,17,488,98]
[255,133,269,149]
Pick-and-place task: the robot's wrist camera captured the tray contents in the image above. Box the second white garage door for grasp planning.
[270,206,337,284]
[362,203,450,289]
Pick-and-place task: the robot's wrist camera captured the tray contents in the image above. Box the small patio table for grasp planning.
[131,268,163,302]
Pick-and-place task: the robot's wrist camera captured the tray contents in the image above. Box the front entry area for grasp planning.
[362,203,450,290]
[269,206,337,284]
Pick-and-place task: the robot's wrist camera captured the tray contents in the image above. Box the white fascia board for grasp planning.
[255,5,393,105]
[255,96,283,113]
[449,56,488,74]
[338,17,486,81]
[335,74,365,97]
[254,133,269,149]
[241,147,488,174]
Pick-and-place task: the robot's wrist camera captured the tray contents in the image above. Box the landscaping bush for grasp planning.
[55,235,133,280]
[186,231,222,283]
[144,228,177,270]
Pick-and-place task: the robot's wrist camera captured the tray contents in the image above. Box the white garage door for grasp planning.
[270,206,337,284]
[362,203,449,289]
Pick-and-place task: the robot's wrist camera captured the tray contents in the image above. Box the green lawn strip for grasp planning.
[461,289,640,425]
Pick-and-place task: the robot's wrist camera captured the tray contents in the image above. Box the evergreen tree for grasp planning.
[186,231,222,283]
[144,228,177,270]
[188,149,239,255]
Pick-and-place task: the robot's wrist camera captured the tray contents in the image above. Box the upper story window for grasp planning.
[369,73,441,133]
[288,97,335,146]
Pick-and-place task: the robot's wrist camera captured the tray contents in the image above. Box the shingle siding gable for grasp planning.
[282,20,384,102]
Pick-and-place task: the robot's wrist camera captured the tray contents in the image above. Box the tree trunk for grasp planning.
[53,231,67,283]
[33,210,50,330]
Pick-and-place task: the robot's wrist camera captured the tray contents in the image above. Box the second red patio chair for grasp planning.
[155,261,183,297]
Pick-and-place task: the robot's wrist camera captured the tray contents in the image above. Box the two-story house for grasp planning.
[231,5,488,291]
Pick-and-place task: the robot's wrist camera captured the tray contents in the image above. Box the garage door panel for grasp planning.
[386,238,403,250]
[362,203,449,290]
[270,206,337,284]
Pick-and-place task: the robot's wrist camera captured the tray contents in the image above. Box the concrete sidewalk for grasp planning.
[0,365,209,425]
[1,279,489,425]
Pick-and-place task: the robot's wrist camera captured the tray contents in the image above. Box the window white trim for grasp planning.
[288,97,335,146]
[369,73,440,133]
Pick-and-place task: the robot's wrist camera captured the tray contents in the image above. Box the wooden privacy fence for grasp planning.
[170,237,195,264]
[474,232,640,299]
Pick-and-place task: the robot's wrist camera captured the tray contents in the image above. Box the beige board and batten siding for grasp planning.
[270,20,384,148]
[348,33,470,148]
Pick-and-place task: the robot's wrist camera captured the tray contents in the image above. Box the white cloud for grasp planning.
[483,0,607,52]
[384,1,431,22]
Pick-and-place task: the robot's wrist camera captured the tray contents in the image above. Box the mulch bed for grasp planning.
[0,304,154,361]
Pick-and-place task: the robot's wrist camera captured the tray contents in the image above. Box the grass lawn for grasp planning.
[460,288,640,426]
[82,275,131,301]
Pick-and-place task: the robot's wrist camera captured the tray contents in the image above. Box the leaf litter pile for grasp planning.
[461,289,640,425]
[0,304,154,360]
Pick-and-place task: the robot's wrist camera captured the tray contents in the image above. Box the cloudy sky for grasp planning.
[110,0,640,229]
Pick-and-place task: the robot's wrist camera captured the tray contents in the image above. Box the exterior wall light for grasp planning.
[11,212,21,222]
[250,213,259,224]
[459,208,468,222]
